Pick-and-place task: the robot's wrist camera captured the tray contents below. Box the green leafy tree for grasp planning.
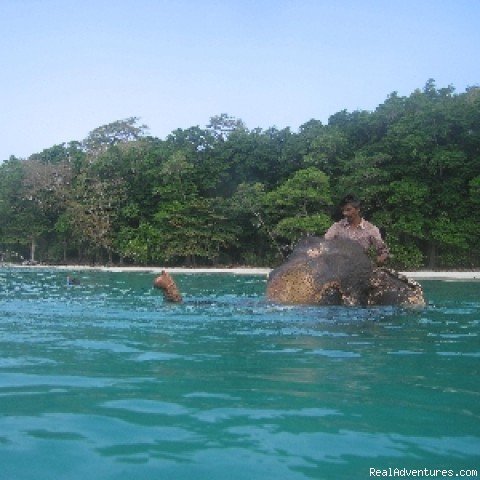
[334,152,392,216]
[152,196,238,266]
[303,124,350,179]
[207,113,246,141]
[230,182,283,263]
[83,117,148,156]
[65,172,127,263]
[263,167,333,248]
[115,222,160,265]
[1,80,479,268]
[0,157,51,262]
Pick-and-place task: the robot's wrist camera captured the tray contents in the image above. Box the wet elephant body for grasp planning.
[266,236,425,307]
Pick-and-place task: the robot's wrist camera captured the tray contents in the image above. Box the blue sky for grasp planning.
[1,0,479,161]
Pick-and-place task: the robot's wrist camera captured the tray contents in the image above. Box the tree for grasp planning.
[0,157,51,262]
[83,117,148,156]
[65,171,127,263]
[158,150,195,200]
[1,81,479,268]
[152,196,239,265]
[263,167,333,249]
[207,113,246,141]
[230,182,283,262]
[303,125,350,179]
[115,222,160,265]
[335,152,391,215]
[375,80,480,266]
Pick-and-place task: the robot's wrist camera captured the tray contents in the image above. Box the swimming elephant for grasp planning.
[266,236,425,307]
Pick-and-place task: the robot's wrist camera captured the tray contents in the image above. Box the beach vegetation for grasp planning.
[1,80,479,269]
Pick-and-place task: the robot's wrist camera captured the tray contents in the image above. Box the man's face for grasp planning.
[342,203,360,223]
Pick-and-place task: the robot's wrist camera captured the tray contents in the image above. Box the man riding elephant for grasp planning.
[266,195,425,307]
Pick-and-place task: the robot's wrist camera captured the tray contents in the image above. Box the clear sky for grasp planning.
[1,0,479,161]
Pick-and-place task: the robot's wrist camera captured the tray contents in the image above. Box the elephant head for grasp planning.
[367,268,425,306]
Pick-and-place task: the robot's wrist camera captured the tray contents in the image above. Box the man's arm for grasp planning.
[324,222,338,240]
[371,227,389,264]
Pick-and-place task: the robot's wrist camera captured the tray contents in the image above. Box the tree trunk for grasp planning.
[427,242,437,269]
[30,238,36,262]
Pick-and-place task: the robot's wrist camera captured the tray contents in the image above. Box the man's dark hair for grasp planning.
[340,194,361,209]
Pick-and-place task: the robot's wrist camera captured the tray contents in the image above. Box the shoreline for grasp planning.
[2,264,480,280]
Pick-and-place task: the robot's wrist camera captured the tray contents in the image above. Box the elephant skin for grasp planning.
[266,236,425,307]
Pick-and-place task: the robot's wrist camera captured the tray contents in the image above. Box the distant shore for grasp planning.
[2,263,480,280]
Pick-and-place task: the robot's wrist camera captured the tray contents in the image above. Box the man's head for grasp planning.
[340,194,361,224]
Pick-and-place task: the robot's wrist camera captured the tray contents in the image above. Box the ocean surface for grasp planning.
[0,269,478,480]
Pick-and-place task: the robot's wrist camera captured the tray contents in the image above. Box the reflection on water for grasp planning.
[0,269,479,480]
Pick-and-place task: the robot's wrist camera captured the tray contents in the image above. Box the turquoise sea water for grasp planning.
[0,269,478,480]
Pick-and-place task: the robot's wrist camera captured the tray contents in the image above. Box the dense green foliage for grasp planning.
[1,82,479,269]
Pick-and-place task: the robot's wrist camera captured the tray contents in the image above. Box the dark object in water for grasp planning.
[66,275,80,286]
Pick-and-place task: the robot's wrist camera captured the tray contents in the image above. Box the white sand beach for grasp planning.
[4,263,480,280]
[399,271,480,280]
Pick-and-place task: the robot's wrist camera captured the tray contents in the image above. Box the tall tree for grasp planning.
[207,113,246,141]
[152,196,238,265]
[263,167,333,250]
[83,117,148,156]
